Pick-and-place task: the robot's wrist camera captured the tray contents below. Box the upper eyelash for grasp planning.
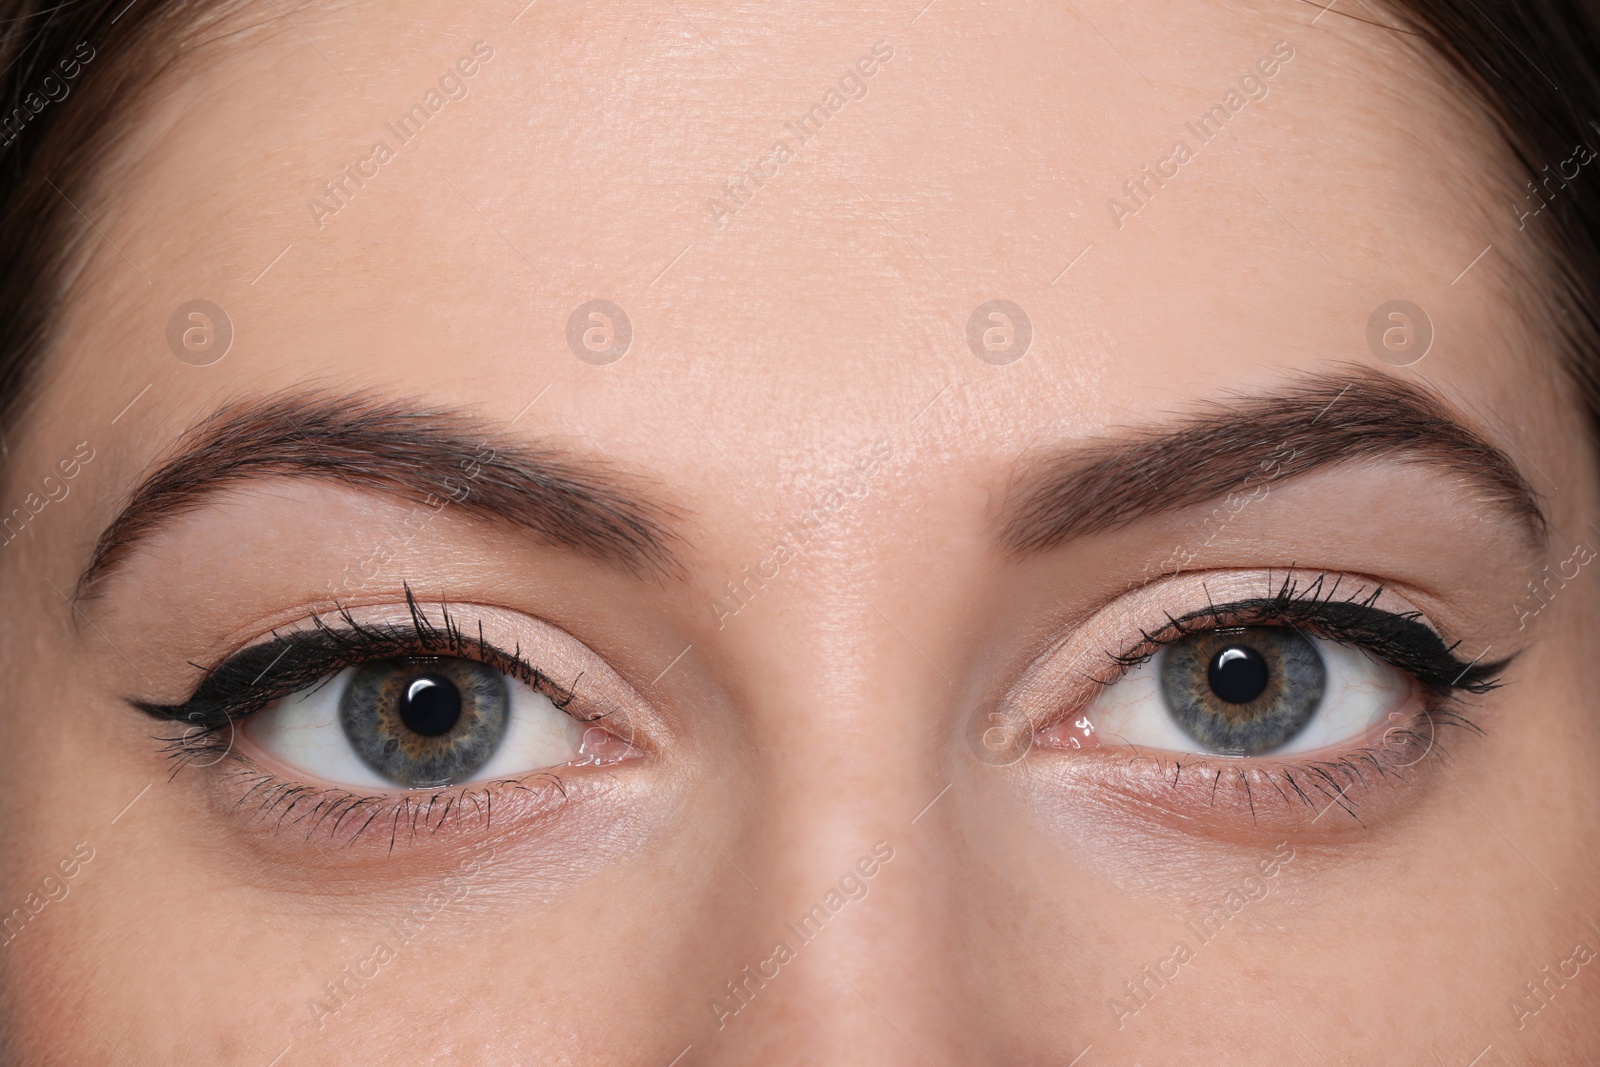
[132,585,589,742]
[1100,571,1511,695]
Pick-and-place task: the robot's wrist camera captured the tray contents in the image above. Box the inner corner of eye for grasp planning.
[241,656,613,791]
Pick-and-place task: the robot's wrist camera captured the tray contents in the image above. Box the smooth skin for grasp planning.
[1,0,1598,1063]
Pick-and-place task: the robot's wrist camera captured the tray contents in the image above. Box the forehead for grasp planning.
[40,0,1541,484]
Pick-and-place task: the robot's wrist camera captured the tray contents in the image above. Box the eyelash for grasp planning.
[137,586,588,737]
[133,588,602,848]
[1099,572,1507,694]
[1066,572,1511,824]
[138,574,1509,843]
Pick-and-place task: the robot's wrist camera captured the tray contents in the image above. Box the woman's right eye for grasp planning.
[245,656,609,790]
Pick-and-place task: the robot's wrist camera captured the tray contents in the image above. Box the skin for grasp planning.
[1,0,1598,1062]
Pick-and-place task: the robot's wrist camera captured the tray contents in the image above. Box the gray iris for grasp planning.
[339,658,510,787]
[1158,627,1326,755]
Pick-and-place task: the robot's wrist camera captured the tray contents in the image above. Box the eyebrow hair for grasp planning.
[1001,367,1548,556]
[75,391,682,600]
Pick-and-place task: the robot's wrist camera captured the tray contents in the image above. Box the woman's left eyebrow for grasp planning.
[1001,366,1549,556]
[74,390,684,602]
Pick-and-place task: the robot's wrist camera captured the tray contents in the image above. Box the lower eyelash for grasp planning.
[1096,703,1482,826]
[176,744,578,852]
[154,716,241,776]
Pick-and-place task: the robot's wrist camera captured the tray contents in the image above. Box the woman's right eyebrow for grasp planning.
[72,390,684,603]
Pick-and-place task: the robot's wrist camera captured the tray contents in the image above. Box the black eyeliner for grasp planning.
[133,586,581,737]
[1110,573,1510,695]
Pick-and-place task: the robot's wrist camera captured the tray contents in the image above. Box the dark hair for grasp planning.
[0,0,1598,450]
[0,0,256,448]
[1382,1,1600,443]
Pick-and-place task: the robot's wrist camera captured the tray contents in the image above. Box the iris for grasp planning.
[1159,627,1326,755]
[340,657,510,786]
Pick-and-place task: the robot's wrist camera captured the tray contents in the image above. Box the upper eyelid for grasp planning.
[127,587,670,751]
[1093,596,1375,678]
[1102,597,1502,695]
[134,613,586,726]
[1124,592,1420,652]
[1005,570,1507,725]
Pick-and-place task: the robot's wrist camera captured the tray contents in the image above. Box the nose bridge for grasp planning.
[685,566,981,1065]
[694,838,939,1065]
[693,790,982,1066]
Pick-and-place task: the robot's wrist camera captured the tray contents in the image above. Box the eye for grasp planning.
[1080,625,1412,757]
[246,656,598,789]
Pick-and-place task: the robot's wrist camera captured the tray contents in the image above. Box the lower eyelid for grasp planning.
[209,758,600,855]
[1032,704,1482,846]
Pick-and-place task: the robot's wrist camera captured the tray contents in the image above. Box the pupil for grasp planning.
[399,674,462,736]
[1207,645,1269,704]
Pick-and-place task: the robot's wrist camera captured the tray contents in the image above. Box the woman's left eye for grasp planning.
[1076,626,1412,757]
[246,656,593,789]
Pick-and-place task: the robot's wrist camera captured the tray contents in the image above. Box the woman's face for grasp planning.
[3,0,1598,1062]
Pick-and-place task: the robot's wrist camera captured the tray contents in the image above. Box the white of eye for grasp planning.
[1083,637,1412,757]
[245,666,587,789]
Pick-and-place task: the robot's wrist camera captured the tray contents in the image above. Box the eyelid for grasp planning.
[133,593,661,758]
[1031,703,1479,846]
[1001,569,1499,737]
[132,601,664,856]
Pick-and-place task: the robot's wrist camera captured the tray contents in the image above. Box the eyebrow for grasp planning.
[1001,368,1548,555]
[75,391,681,600]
